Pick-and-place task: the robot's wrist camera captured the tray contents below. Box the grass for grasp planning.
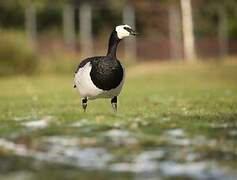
[0,61,237,179]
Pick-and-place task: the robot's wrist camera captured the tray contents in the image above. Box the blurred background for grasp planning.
[1,1,237,179]
[0,0,237,76]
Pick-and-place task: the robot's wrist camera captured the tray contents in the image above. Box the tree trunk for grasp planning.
[123,4,137,62]
[79,3,93,57]
[63,4,75,51]
[218,7,228,58]
[169,3,182,60]
[180,0,196,61]
[25,3,37,45]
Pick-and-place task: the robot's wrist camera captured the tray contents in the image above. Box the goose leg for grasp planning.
[111,96,117,112]
[82,98,88,112]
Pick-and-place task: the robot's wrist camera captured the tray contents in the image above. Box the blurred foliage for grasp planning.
[193,0,237,38]
[0,0,237,37]
[37,7,62,33]
[0,0,67,9]
[0,0,236,72]
[0,4,25,29]
[37,52,79,75]
[0,31,39,76]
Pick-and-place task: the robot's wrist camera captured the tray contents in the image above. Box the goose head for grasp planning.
[115,24,137,39]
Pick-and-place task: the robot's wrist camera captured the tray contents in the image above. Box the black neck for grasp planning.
[107,30,121,58]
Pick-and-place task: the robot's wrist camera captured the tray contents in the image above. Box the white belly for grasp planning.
[74,62,125,99]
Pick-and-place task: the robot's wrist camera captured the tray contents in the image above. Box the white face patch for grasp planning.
[115,25,131,39]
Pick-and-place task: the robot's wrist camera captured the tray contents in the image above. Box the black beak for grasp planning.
[130,29,138,36]
[124,27,138,36]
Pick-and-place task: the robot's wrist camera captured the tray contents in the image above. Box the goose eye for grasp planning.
[123,27,130,32]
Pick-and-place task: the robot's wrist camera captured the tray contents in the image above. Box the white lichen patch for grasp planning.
[0,139,27,155]
[229,130,237,136]
[165,128,185,138]
[110,149,165,173]
[128,117,149,129]
[159,117,171,123]
[63,147,113,169]
[41,136,113,169]
[42,136,80,146]
[135,149,166,162]
[105,129,130,138]
[103,129,138,145]
[159,161,234,180]
[0,137,112,170]
[210,122,232,128]
[22,116,54,129]
[110,161,158,173]
[69,119,90,127]
[163,128,192,146]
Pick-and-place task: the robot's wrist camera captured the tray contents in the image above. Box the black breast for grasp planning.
[90,58,124,90]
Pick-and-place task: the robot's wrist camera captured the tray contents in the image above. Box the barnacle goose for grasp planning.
[74,24,137,112]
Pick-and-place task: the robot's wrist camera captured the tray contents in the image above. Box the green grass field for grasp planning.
[0,61,237,180]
